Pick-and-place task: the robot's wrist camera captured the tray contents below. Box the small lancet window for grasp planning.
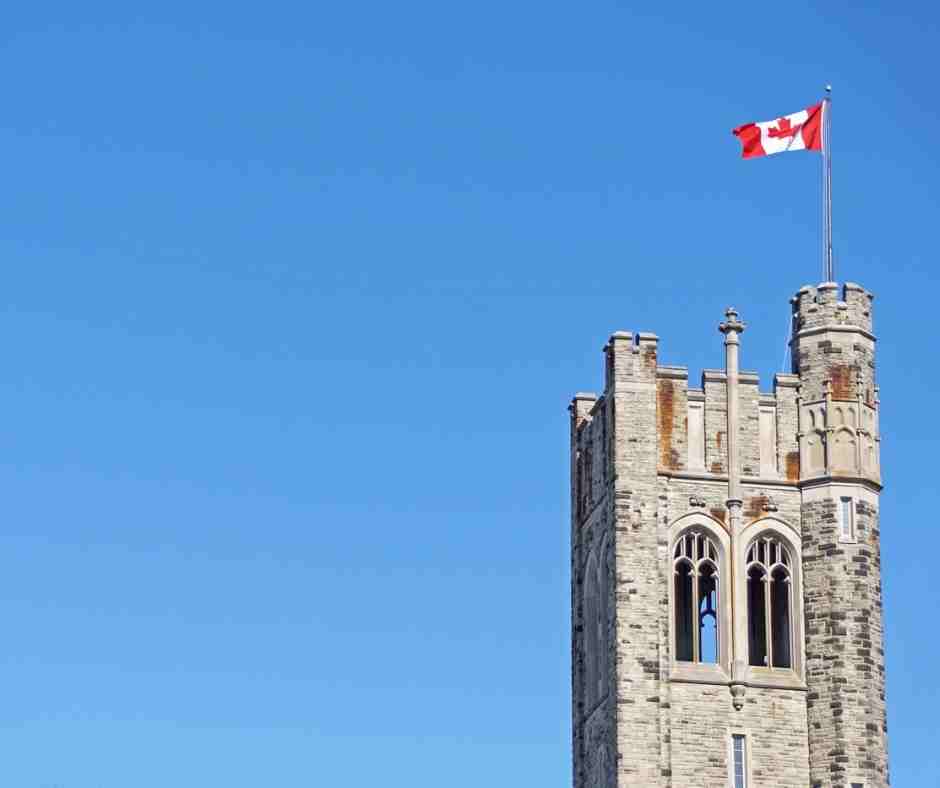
[746,535,794,669]
[840,496,855,541]
[673,531,720,664]
[732,734,748,788]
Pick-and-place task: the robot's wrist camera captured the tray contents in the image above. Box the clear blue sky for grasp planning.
[1,3,935,786]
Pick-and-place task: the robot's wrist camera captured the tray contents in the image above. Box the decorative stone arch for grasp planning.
[831,426,858,473]
[845,406,858,428]
[737,517,805,680]
[740,510,802,534]
[861,432,877,473]
[669,510,730,537]
[582,547,601,708]
[596,530,611,701]
[667,512,732,675]
[804,429,826,475]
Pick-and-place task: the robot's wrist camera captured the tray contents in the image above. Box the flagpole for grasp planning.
[823,85,833,282]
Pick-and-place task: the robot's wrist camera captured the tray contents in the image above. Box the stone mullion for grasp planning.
[763,572,773,669]
[692,565,700,663]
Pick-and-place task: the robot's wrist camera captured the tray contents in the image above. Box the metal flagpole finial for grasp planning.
[825,84,832,94]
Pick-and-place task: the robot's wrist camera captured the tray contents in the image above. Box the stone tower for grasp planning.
[569,282,888,787]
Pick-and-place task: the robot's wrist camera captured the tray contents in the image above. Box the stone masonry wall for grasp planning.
[667,683,810,788]
[738,372,761,478]
[658,472,807,788]
[570,281,889,788]
[571,391,617,788]
[774,375,801,483]
[802,496,888,787]
[794,282,873,334]
[792,284,877,405]
[570,393,597,787]
[793,281,889,787]
[657,366,689,473]
[703,371,728,475]
[607,332,666,786]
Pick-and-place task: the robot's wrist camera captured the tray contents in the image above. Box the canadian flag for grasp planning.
[733,103,823,158]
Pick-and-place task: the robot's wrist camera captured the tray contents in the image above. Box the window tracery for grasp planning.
[673,530,720,663]
[746,534,793,669]
[583,551,600,705]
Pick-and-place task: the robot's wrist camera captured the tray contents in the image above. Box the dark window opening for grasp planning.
[673,531,721,664]
[675,561,694,662]
[747,535,795,670]
[747,566,767,666]
[771,568,792,668]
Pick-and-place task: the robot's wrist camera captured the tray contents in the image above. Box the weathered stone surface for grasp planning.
[569,282,888,787]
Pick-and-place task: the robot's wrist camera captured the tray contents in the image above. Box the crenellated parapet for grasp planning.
[652,365,797,484]
[791,282,877,403]
[792,281,873,334]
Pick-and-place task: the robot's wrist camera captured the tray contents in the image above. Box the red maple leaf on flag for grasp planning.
[768,116,801,139]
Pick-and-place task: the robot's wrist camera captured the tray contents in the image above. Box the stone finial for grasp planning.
[719,307,746,336]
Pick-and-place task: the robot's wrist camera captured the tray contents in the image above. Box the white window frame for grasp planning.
[839,496,855,542]
[728,732,750,788]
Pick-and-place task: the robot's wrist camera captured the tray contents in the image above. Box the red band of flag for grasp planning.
[733,103,822,158]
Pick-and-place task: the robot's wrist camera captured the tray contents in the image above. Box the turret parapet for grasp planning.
[791,281,874,335]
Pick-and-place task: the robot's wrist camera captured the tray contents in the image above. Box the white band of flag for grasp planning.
[733,103,822,158]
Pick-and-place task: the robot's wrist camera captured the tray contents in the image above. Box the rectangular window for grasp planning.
[840,496,855,540]
[851,784,864,788]
[732,734,747,788]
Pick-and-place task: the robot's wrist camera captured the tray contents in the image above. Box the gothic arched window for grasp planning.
[673,531,720,663]
[583,551,600,705]
[746,535,793,669]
